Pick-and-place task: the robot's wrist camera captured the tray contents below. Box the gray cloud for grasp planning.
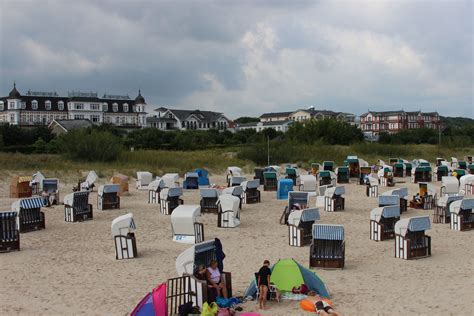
[0,0,472,118]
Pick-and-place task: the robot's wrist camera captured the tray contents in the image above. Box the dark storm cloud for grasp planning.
[0,0,472,118]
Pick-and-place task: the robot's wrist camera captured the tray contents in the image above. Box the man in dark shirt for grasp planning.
[257,260,272,309]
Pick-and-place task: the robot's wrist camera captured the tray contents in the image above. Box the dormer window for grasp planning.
[123,103,129,112]
[32,100,38,110]
[21,101,26,109]
[45,100,51,110]
[103,103,108,112]
[132,105,137,112]
[113,103,118,112]
[58,101,64,110]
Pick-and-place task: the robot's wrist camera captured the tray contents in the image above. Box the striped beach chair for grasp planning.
[370,205,400,241]
[11,197,45,233]
[97,184,120,210]
[111,213,137,259]
[241,179,261,204]
[433,195,463,224]
[449,198,474,231]
[148,179,164,204]
[263,171,278,191]
[280,191,310,225]
[382,188,408,213]
[0,212,20,252]
[310,224,345,269]
[394,216,431,260]
[64,191,93,222]
[324,186,345,212]
[288,208,320,247]
[366,176,379,197]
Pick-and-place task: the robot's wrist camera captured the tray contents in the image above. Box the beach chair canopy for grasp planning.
[287,208,320,226]
[200,188,219,198]
[336,166,349,174]
[325,186,345,197]
[394,216,431,237]
[419,182,436,196]
[85,171,98,185]
[222,185,243,197]
[313,224,344,240]
[185,172,199,179]
[319,171,330,178]
[323,161,334,168]
[441,176,459,194]
[437,195,463,207]
[11,197,44,212]
[378,195,399,206]
[288,191,310,206]
[148,179,165,191]
[437,165,449,173]
[368,176,378,186]
[346,155,358,163]
[459,175,474,194]
[195,168,209,178]
[111,213,136,237]
[449,198,474,214]
[318,185,332,196]
[171,205,201,236]
[263,171,277,179]
[32,171,45,190]
[161,187,183,200]
[226,166,241,176]
[63,191,89,206]
[230,176,246,186]
[382,188,408,199]
[137,171,153,184]
[455,169,466,176]
[243,258,329,298]
[176,239,225,275]
[267,165,281,174]
[360,166,372,175]
[370,205,400,222]
[286,167,298,176]
[359,159,369,167]
[162,173,179,188]
[241,179,260,190]
[98,184,120,196]
[42,179,59,193]
[218,194,240,212]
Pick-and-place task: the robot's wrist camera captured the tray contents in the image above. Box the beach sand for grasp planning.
[0,173,472,315]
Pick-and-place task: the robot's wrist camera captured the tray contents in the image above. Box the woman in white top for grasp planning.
[206,260,228,298]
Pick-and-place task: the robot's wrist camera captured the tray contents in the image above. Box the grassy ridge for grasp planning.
[0,144,472,179]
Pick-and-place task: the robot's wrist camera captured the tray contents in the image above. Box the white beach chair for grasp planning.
[64,191,93,222]
[221,185,243,209]
[299,175,317,192]
[440,176,459,196]
[288,208,320,247]
[324,186,345,212]
[80,171,98,191]
[160,187,184,215]
[370,205,400,241]
[449,198,474,231]
[367,176,379,197]
[382,188,408,213]
[136,171,153,190]
[226,166,242,186]
[433,195,463,224]
[459,174,474,195]
[241,180,261,204]
[171,205,204,244]
[97,184,120,210]
[148,178,164,204]
[217,195,241,228]
[394,216,431,260]
[162,173,180,188]
[200,188,219,213]
[111,213,137,259]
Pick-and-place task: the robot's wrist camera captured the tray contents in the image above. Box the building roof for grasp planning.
[167,108,227,123]
[259,111,293,119]
[361,110,439,117]
[134,89,146,104]
[9,82,21,98]
[49,119,93,132]
[239,120,292,127]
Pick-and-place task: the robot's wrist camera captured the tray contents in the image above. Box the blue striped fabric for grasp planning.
[20,197,44,209]
[382,205,400,219]
[379,195,399,206]
[408,216,431,232]
[461,198,474,210]
[312,224,344,240]
[301,208,320,222]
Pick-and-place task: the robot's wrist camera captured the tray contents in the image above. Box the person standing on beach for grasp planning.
[257,260,272,310]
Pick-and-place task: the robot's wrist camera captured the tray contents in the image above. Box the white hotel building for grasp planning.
[0,83,147,128]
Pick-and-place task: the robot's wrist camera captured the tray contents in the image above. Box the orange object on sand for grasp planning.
[300,298,334,312]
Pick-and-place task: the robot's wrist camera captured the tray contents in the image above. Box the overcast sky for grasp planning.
[1,0,472,118]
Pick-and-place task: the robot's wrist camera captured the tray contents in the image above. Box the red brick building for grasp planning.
[360,110,441,135]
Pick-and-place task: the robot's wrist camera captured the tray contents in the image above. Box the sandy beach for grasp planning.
[0,172,472,315]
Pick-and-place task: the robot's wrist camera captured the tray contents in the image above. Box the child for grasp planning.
[306,292,341,315]
[257,260,272,310]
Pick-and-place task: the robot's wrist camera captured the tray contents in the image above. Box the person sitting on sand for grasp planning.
[41,190,51,207]
[206,260,228,298]
[257,260,272,310]
[306,292,341,316]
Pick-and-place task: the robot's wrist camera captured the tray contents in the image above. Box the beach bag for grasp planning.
[216,297,240,308]
[201,302,218,316]
[179,301,197,316]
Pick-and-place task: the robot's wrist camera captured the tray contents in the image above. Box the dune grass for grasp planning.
[0,144,472,180]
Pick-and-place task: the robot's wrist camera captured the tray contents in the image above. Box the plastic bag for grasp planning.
[201,302,219,316]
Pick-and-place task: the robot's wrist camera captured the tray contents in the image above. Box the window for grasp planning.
[32,100,38,110]
[123,103,129,112]
[45,100,51,110]
[113,103,118,112]
[75,103,84,110]
[74,114,85,120]
[90,103,101,110]
[132,105,137,112]
[90,115,100,123]
[0,102,3,111]
[103,103,108,112]
[58,101,64,110]
[115,117,120,124]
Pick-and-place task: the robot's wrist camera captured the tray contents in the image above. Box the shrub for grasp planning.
[56,128,123,161]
